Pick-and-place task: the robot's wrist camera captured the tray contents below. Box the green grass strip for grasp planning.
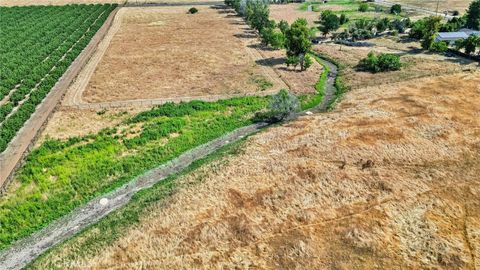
[299,53,330,110]
[27,138,250,269]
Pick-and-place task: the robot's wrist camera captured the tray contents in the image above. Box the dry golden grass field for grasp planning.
[269,3,320,26]
[393,0,472,13]
[32,69,480,269]
[80,6,285,103]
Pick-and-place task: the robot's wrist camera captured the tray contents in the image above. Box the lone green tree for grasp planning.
[285,18,312,70]
[466,0,480,30]
[269,89,300,121]
[318,10,340,36]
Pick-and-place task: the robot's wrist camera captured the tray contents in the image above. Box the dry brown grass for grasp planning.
[36,107,144,144]
[392,0,472,14]
[269,3,320,26]
[81,6,286,103]
[314,37,480,90]
[35,69,480,269]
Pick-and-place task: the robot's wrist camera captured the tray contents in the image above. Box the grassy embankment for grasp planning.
[0,97,269,250]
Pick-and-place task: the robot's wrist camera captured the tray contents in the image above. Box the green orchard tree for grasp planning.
[285,18,312,70]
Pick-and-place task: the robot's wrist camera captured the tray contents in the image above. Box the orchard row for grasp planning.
[0,4,117,152]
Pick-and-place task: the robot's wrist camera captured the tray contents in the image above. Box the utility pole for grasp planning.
[435,0,440,15]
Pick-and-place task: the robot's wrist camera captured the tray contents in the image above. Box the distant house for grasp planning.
[435,28,480,44]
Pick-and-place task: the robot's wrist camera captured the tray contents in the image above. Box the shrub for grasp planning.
[452,10,460,16]
[269,89,300,121]
[303,54,313,70]
[359,51,402,73]
[339,13,349,25]
[358,3,369,12]
[390,4,402,14]
[430,41,449,52]
[261,25,285,49]
[188,7,198,14]
[375,17,390,33]
[285,55,300,69]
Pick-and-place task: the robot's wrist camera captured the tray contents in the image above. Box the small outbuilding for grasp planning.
[435,28,480,44]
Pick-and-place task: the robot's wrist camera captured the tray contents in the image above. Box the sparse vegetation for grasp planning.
[187,7,198,14]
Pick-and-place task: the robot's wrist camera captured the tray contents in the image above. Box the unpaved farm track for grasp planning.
[0,56,339,270]
[0,7,120,191]
[62,5,288,109]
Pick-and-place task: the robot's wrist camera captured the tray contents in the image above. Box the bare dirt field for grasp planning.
[0,0,220,6]
[79,6,285,103]
[34,69,480,269]
[314,37,480,90]
[392,0,472,13]
[269,4,320,26]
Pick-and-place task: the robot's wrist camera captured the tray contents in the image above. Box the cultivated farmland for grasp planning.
[0,4,117,152]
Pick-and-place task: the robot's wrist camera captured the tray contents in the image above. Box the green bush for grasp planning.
[390,4,402,14]
[430,41,449,52]
[269,89,300,122]
[359,51,402,73]
[358,3,369,12]
[188,7,198,14]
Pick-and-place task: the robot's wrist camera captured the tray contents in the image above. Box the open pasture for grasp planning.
[0,4,116,153]
[77,6,285,104]
[391,0,472,14]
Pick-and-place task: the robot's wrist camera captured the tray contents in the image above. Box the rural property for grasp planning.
[0,0,479,269]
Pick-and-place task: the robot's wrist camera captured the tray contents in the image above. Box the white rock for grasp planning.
[99,198,109,206]
[305,111,313,115]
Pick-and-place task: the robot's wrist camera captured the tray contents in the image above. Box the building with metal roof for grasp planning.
[435,29,480,44]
